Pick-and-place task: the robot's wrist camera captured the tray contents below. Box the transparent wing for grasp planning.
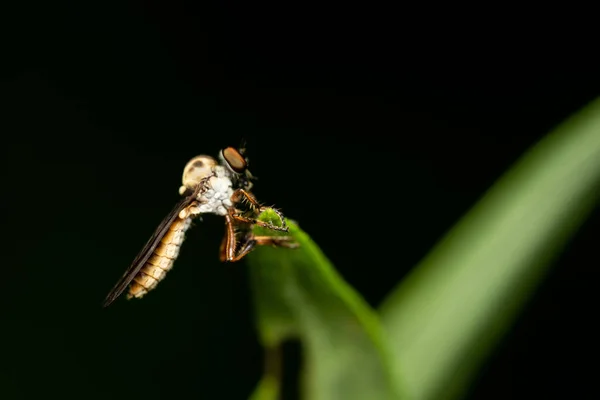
[102,192,199,307]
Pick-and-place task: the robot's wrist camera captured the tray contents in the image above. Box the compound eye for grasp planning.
[222,147,247,173]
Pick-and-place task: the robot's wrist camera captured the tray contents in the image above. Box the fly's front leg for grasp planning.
[231,188,262,210]
[230,189,288,232]
[231,214,289,232]
[228,207,288,233]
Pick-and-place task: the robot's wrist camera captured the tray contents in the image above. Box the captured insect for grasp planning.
[102,146,298,307]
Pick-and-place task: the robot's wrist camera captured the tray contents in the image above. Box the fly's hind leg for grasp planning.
[225,235,298,262]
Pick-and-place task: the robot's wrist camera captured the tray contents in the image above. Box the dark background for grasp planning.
[1,2,597,399]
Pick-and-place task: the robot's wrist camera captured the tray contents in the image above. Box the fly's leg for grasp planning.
[220,213,238,262]
[220,214,298,262]
[231,188,261,209]
[227,236,299,262]
[253,235,298,248]
[225,234,298,262]
[230,189,288,230]
[225,237,256,262]
[227,205,288,232]
[230,213,289,232]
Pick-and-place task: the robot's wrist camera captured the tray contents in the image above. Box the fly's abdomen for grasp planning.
[127,217,192,299]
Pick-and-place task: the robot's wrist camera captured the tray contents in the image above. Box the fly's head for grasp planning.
[178,155,218,196]
[220,146,255,191]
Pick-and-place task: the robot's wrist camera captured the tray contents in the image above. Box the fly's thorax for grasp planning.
[179,155,218,195]
[195,165,234,216]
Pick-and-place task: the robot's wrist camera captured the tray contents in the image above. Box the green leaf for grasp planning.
[248,360,280,400]
[379,98,600,400]
[247,210,404,400]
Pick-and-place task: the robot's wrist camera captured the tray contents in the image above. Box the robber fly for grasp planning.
[102,146,297,307]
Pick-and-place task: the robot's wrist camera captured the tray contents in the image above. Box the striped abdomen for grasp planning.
[127,216,192,299]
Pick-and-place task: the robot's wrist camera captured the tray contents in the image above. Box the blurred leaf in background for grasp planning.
[379,98,600,400]
[247,209,404,400]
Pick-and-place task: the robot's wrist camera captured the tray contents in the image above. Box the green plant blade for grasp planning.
[248,369,279,400]
[379,98,600,400]
[247,210,403,400]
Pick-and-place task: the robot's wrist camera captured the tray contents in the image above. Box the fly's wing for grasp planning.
[102,192,199,307]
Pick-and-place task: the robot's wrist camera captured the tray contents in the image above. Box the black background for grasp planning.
[1,2,598,399]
